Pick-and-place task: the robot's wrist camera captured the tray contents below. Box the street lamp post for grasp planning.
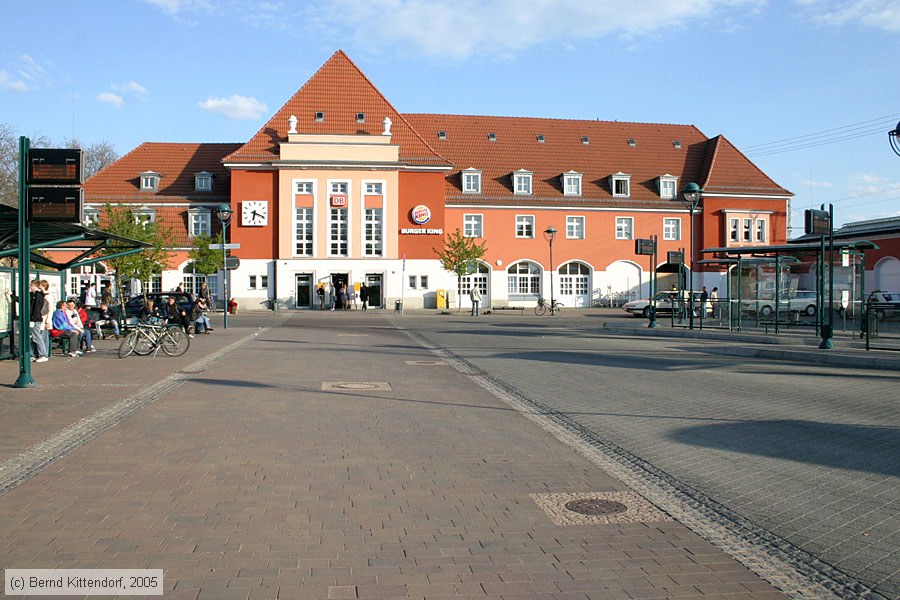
[889,120,900,157]
[216,203,233,329]
[681,183,702,330]
[543,227,557,315]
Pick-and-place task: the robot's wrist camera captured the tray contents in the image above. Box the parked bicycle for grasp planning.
[117,320,190,358]
[534,297,564,316]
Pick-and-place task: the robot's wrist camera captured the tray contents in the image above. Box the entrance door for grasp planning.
[295,274,312,308]
[331,273,349,309]
[366,274,383,308]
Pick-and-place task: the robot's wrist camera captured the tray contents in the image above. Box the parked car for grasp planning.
[744,290,818,318]
[866,291,900,320]
[122,292,196,319]
[623,290,710,318]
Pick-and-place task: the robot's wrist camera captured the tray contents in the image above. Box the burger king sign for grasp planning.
[411,204,431,225]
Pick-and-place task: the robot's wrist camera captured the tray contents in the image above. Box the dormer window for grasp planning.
[488,132,497,142]
[513,169,533,195]
[627,138,636,147]
[83,207,100,227]
[610,172,631,198]
[581,136,590,145]
[356,112,365,123]
[315,111,324,122]
[461,168,482,194]
[562,171,582,196]
[438,131,447,140]
[140,171,160,192]
[194,171,213,192]
[673,140,682,149]
[536,134,545,143]
[659,175,678,200]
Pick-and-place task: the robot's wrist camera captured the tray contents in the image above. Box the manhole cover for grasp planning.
[335,383,379,390]
[322,382,392,391]
[564,498,628,516]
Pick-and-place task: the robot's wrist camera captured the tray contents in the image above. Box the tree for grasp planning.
[97,205,174,301]
[434,228,487,313]
[0,123,50,208]
[63,137,119,179]
[187,231,225,275]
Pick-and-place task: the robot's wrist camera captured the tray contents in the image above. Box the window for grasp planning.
[464,214,483,238]
[536,134,545,143]
[730,218,739,241]
[462,169,482,194]
[249,276,257,289]
[83,208,100,227]
[260,275,268,289]
[364,208,383,256]
[438,131,447,140]
[488,132,496,142]
[566,216,585,240]
[513,170,533,195]
[507,262,541,296]
[188,210,211,237]
[182,271,211,296]
[559,263,590,297]
[409,275,417,289]
[134,208,156,225]
[419,275,428,289]
[563,171,582,196]
[329,208,348,256]
[330,181,348,194]
[315,111,324,121]
[581,136,590,144]
[611,173,631,198]
[295,208,313,255]
[194,172,212,192]
[659,176,678,200]
[356,112,365,123]
[140,171,160,191]
[663,218,681,241]
[461,263,489,298]
[516,215,535,238]
[756,219,767,242]
[743,218,752,241]
[364,182,383,195]
[295,181,313,194]
[615,217,633,240]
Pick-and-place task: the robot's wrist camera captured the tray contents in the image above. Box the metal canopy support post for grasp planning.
[819,204,835,349]
[14,137,35,388]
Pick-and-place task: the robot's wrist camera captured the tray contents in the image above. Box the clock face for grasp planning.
[241,200,268,226]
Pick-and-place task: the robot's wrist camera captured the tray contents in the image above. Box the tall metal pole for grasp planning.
[544,227,557,315]
[14,136,35,388]
[688,205,695,330]
[222,221,229,330]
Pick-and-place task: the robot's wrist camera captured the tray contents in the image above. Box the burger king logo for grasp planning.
[411,204,431,225]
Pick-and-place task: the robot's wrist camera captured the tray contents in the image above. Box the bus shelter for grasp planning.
[701,240,877,334]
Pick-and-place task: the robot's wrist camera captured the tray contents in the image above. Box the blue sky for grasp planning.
[3,0,899,234]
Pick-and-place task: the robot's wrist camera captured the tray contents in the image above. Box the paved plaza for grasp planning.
[0,310,897,599]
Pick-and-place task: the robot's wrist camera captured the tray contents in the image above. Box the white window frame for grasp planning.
[83,207,100,227]
[364,181,383,195]
[330,181,349,195]
[611,173,631,198]
[615,217,633,240]
[364,208,383,257]
[134,208,156,226]
[515,215,535,239]
[743,218,752,241]
[188,209,211,238]
[419,275,428,289]
[563,171,582,196]
[260,275,268,289]
[295,207,313,256]
[659,175,678,200]
[140,172,160,191]
[462,169,482,194]
[464,213,483,238]
[329,207,349,257]
[756,218,767,242]
[249,275,257,290]
[566,215,585,240]
[507,262,541,296]
[513,169,533,195]
[295,181,313,194]
[559,262,590,297]
[408,275,417,289]
[730,218,740,242]
[663,217,681,241]
[194,172,213,192]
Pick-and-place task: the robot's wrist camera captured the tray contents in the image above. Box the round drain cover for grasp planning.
[564,498,628,516]
[335,382,379,390]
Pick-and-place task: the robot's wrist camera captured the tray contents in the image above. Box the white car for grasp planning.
[623,291,708,318]
[743,290,818,318]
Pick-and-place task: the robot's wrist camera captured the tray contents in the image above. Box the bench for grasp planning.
[49,333,71,355]
[490,306,525,314]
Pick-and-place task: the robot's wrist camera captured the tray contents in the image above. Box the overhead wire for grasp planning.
[743,113,900,157]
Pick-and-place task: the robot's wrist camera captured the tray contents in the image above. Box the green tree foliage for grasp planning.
[98,205,174,300]
[187,232,224,275]
[434,228,487,313]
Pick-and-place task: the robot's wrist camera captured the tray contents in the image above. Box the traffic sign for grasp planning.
[209,243,241,250]
[224,256,240,270]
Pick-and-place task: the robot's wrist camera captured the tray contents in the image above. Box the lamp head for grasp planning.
[543,226,557,243]
[890,120,900,158]
[216,203,234,224]
[681,182,702,208]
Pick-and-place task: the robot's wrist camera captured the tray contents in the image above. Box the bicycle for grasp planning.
[534,297,564,316]
[117,320,190,358]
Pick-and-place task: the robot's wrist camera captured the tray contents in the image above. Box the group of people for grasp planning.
[139,296,214,336]
[316,282,370,311]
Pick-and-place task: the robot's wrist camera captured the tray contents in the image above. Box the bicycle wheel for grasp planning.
[552,303,564,316]
[534,303,547,316]
[132,330,155,356]
[160,329,190,357]
[117,331,138,358]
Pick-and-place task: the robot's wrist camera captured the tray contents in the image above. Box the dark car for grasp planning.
[122,292,196,319]
[866,291,900,320]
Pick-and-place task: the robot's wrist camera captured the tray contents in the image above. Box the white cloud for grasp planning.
[0,70,28,92]
[98,92,125,108]
[802,0,900,32]
[142,0,215,15]
[112,81,148,95]
[306,0,766,59]
[198,94,268,119]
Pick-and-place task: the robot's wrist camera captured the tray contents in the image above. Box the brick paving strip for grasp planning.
[0,329,266,497]
[399,326,885,600]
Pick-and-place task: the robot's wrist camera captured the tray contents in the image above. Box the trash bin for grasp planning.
[394,300,402,312]
[436,289,447,309]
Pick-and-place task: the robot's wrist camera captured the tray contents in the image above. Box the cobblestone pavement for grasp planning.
[394,312,899,600]
[0,312,795,600]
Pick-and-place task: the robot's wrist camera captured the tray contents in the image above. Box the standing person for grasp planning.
[39,280,53,361]
[85,282,98,307]
[700,286,709,317]
[29,280,49,362]
[316,284,325,310]
[326,282,335,311]
[340,285,349,311]
[174,282,184,293]
[197,281,211,303]
[100,281,113,306]
[470,285,482,317]
[359,283,369,311]
[710,286,720,318]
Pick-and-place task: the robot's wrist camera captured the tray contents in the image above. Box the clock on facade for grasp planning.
[241,200,268,226]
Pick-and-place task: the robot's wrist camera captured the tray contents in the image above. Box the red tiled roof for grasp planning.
[224,50,450,168]
[699,135,791,196]
[85,142,241,201]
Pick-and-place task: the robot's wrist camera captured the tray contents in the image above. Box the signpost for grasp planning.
[635,236,658,327]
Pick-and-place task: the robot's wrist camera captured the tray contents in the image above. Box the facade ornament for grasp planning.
[382,117,392,136]
[288,115,298,134]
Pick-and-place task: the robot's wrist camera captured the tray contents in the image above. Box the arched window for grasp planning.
[507,261,541,297]
[559,262,590,296]
[183,262,218,298]
[461,262,490,297]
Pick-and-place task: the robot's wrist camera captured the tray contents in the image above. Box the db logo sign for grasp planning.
[330,194,348,207]
[411,204,431,225]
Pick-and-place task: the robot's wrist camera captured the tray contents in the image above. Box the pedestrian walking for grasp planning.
[316,284,325,310]
[470,286,482,317]
[359,283,369,311]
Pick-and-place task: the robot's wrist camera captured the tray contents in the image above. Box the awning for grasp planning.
[0,205,150,271]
